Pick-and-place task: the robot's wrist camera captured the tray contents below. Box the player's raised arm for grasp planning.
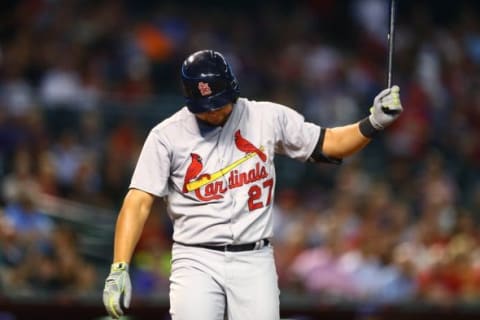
[321,85,403,159]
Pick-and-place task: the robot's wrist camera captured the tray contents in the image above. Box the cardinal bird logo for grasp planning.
[198,82,212,96]
[182,132,268,195]
[234,130,267,162]
[183,153,203,192]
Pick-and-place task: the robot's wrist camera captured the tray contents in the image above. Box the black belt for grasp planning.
[176,239,270,252]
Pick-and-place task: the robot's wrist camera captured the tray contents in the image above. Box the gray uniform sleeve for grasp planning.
[129,130,171,197]
[273,104,321,161]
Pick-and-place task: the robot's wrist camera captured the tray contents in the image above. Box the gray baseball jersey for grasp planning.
[129,97,321,245]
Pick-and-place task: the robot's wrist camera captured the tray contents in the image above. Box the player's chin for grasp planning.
[204,115,228,126]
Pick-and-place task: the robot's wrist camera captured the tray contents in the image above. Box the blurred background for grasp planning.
[1,0,480,319]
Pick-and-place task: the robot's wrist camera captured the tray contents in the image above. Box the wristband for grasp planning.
[359,117,380,138]
[111,262,129,272]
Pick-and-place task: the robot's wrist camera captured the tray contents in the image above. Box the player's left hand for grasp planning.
[103,262,131,319]
[369,85,403,130]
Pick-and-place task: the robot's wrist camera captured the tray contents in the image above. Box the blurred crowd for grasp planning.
[1,0,480,306]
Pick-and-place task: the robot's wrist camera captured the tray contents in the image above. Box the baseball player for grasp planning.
[103,50,402,319]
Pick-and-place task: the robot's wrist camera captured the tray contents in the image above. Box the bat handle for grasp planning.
[387,0,396,88]
[382,107,401,115]
[384,0,397,116]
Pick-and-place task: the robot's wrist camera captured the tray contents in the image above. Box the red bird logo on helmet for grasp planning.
[198,82,212,96]
[183,153,203,192]
[234,130,267,162]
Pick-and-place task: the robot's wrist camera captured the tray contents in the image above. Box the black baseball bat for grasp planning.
[387,0,396,88]
[383,0,398,115]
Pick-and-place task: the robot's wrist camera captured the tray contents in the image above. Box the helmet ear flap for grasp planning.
[181,50,239,114]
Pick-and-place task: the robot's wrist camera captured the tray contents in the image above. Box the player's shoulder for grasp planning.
[145,107,193,146]
[240,97,299,116]
[240,97,292,112]
[150,107,191,134]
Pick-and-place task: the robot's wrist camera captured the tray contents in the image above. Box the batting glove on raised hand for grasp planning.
[103,262,131,319]
[369,85,403,130]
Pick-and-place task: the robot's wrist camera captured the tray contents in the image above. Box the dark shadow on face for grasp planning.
[195,104,233,127]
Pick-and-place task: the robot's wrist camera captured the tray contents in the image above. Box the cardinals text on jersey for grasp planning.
[182,130,273,210]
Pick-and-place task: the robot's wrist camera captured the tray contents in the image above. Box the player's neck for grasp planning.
[196,114,230,129]
[195,104,233,127]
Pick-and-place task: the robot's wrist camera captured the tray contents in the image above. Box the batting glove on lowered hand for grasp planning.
[369,85,403,129]
[103,262,131,319]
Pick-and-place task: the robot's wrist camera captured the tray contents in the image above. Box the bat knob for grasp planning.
[382,106,401,115]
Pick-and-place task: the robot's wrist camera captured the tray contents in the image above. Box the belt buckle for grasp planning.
[254,239,264,250]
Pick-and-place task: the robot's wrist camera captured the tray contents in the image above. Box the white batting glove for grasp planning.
[369,85,403,130]
[103,262,132,319]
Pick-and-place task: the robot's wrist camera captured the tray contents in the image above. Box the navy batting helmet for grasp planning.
[181,50,240,114]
